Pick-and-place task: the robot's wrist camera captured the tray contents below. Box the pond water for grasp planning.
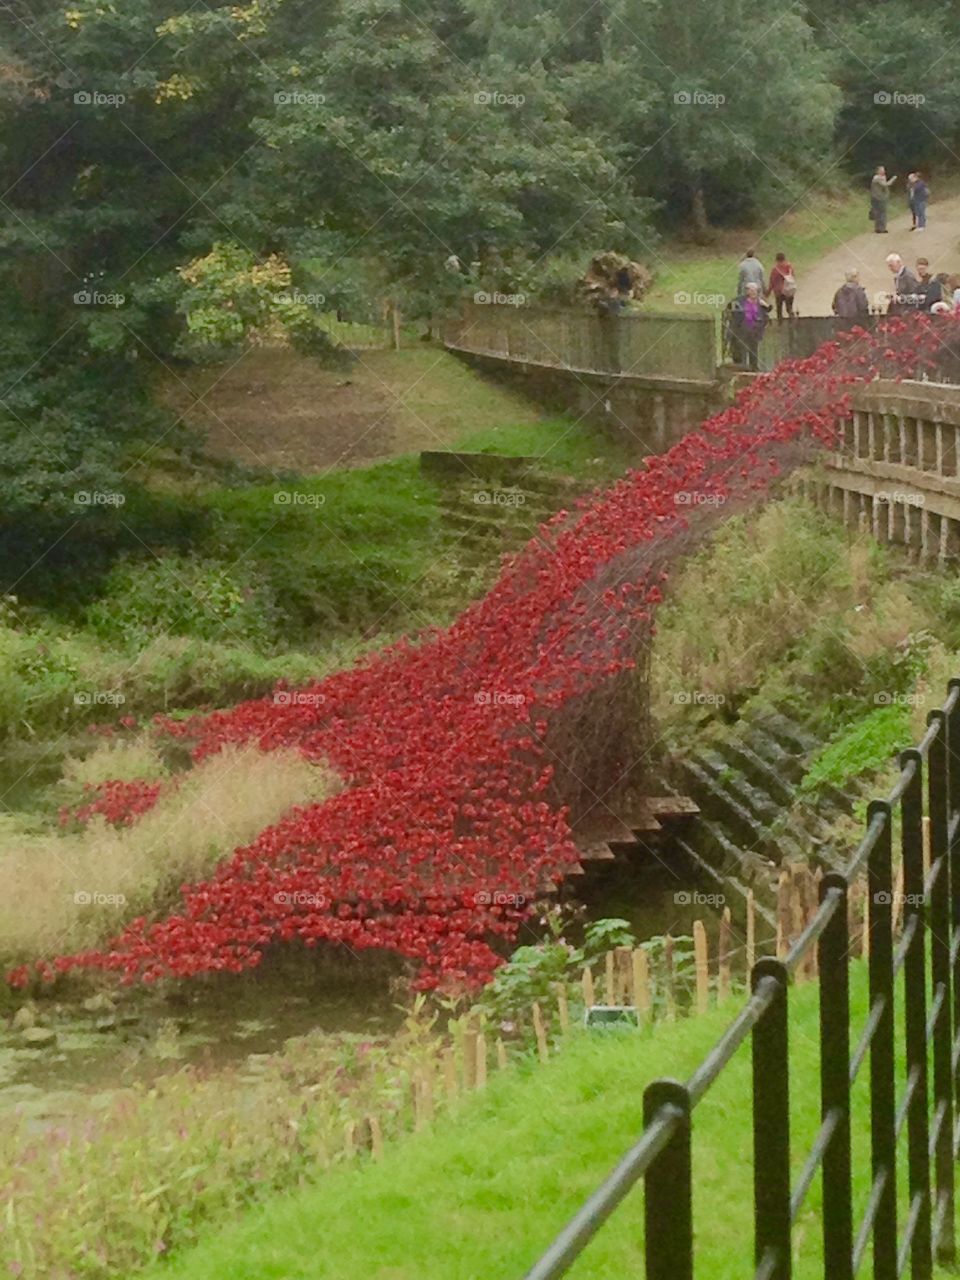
[1,826,722,1125]
[0,965,401,1125]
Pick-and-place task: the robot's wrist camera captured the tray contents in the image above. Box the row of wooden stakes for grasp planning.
[340,848,918,1163]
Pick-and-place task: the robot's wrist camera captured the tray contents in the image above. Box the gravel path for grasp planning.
[796,192,960,315]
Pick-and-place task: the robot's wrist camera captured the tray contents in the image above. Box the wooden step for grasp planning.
[578,841,618,863]
[645,795,700,820]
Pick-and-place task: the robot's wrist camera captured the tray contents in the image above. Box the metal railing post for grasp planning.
[948,681,960,1115]
[753,958,791,1280]
[900,749,932,1280]
[820,873,853,1280]
[926,711,954,1262]
[867,799,897,1280]
[643,1080,693,1280]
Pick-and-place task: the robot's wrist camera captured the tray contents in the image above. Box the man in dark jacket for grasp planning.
[870,166,897,233]
[832,270,870,326]
[885,253,920,314]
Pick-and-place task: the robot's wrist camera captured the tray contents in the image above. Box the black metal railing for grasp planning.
[524,680,960,1280]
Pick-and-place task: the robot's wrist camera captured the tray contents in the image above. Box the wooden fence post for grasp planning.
[476,1029,488,1088]
[746,890,756,974]
[532,1002,549,1064]
[718,907,732,1001]
[664,934,676,1018]
[693,919,710,1013]
[776,868,791,958]
[496,1037,508,1071]
[614,946,633,1003]
[582,966,596,1008]
[369,1114,384,1160]
[344,1120,357,1159]
[443,1045,458,1099]
[462,1023,478,1090]
[556,985,570,1034]
[633,948,651,1020]
[605,950,616,1004]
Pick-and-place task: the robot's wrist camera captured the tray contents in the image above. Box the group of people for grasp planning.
[725,248,796,369]
[869,166,930,234]
[882,253,960,314]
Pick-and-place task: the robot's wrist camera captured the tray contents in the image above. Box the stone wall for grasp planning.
[451,349,723,459]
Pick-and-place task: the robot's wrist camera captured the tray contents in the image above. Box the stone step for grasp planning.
[694,750,781,827]
[711,739,796,809]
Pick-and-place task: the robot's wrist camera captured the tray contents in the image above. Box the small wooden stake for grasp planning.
[809,867,823,977]
[556,985,570,1034]
[475,1029,488,1088]
[419,1066,434,1127]
[443,1045,458,1098]
[614,946,633,1004]
[693,919,710,1013]
[789,864,805,949]
[369,1114,384,1160]
[581,966,596,1008]
[776,868,791,958]
[893,861,905,934]
[343,1120,357,1158]
[462,1025,478,1091]
[746,891,756,974]
[663,934,676,1019]
[632,948,651,1018]
[718,908,732,1001]
[496,1037,508,1070]
[392,305,401,351]
[532,1002,549,1063]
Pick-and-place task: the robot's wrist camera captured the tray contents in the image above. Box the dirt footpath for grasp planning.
[797,193,960,315]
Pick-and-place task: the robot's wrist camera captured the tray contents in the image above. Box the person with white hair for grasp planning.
[885,252,919,314]
[832,269,869,323]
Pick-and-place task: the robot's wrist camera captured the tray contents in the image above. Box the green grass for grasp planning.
[800,704,911,796]
[456,417,632,483]
[140,963,948,1280]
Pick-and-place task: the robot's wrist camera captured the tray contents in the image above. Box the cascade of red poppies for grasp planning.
[13,315,953,991]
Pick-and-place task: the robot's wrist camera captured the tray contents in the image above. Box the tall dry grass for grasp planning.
[0,746,338,964]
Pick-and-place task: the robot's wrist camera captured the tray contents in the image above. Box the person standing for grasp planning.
[885,253,920,313]
[732,282,770,370]
[906,172,918,228]
[736,248,765,298]
[870,166,897,233]
[767,251,797,319]
[832,269,870,324]
[915,257,942,310]
[912,172,929,231]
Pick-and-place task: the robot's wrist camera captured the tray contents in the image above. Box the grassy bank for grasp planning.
[133,961,939,1280]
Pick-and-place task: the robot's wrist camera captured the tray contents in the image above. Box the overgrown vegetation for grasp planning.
[653,496,951,744]
[0,741,337,967]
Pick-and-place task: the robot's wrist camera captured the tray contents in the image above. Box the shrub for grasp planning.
[82,554,282,648]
